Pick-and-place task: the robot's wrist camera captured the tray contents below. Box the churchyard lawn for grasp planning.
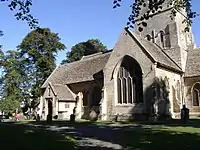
[0,120,200,150]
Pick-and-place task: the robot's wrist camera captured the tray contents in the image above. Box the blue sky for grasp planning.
[0,0,200,64]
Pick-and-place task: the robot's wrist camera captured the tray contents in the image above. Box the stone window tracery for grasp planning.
[117,56,143,104]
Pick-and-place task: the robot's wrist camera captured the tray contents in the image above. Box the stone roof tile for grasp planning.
[185,48,200,77]
[51,84,76,101]
[42,51,111,88]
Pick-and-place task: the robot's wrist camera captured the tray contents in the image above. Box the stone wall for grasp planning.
[184,76,200,117]
[103,30,155,121]
[69,80,103,120]
[155,67,182,118]
[135,4,194,71]
[57,101,76,120]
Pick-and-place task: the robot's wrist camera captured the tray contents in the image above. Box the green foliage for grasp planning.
[0,28,65,112]
[0,51,23,115]
[113,0,197,32]
[0,98,20,115]
[0,51,24,99]
[61,39,107,64]
[1,0,38,29]
[18,28,65,107]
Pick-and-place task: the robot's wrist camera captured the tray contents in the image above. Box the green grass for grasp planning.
[1,120,200,150]
[118,125,200,150]
[0,123,77,150]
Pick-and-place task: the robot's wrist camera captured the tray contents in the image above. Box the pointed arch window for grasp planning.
[176,80,181,101]
[160,31,165,48]
[165,25,171,48]
[117,56,143,104]
[192,83,200,106]
[48,87,51,96]
[146,35,151,41]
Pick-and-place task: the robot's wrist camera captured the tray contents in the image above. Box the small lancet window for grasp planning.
[160,31,165,48]
[146,35,151,41]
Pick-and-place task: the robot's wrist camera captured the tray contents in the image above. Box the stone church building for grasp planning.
[40,2,200,121]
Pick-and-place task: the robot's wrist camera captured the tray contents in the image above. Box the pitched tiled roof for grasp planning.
[42,51,111,88]
[126,28,182,73]
[185,48,200,77]
[50,84,76,101]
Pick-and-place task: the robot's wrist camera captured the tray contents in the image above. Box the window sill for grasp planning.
[115,103,143,107]
[82,106,88,107]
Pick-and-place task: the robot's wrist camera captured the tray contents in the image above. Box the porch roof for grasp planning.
[185,48,200,77]
[50,83,76,101]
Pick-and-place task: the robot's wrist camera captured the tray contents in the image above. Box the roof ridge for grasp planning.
[41,65,60,88]
[62,51,112,67]
[81,52,103,60]
[52,83,64,85]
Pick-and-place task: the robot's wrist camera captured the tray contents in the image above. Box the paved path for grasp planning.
[24,123,152,150]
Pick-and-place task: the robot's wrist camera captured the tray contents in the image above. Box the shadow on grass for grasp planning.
[1,119,200,150]
[0,123,76,150]
[26,118,200,128]
[58,123,200,150]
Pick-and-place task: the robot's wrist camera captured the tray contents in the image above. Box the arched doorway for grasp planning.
[117,55,143,104]
[192,82,200,106]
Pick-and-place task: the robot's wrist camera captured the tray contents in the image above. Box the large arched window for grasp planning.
[192,83,200,106]
[117,56,143,104]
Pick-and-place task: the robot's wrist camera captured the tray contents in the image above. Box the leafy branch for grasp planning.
[1,0,38,29]
[113,0,198,32]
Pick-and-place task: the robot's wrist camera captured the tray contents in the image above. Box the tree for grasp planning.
[0,98,20,115]
[1,0,38,29]
[0,50,23,115]
[61,39,107,64]
[18,28,65,107]
[113,0,198,32]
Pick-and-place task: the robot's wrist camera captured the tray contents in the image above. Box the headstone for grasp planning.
[89,110,98,121]
[47,114,52,122]
[70,114,75,123]
[181,105,189,123]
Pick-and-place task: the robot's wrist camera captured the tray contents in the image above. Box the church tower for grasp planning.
[135,0,195,71]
